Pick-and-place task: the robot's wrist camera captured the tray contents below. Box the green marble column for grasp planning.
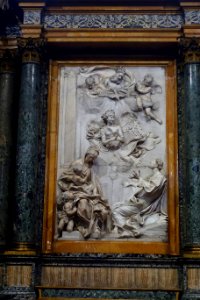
[182,38,200,256]
[0,51,15,248]
[13,39,42,251]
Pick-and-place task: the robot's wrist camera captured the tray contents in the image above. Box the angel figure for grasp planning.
[135,74,162,124]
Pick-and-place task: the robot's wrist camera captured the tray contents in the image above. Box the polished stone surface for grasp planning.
[41,288,178,299]
[13,62,40,245]
[0,71,15,246]
[184,63,200,245]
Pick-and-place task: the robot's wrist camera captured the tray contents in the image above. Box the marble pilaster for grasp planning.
[13,39,42,250]
[181,38,200,255]
[0,50,16,247]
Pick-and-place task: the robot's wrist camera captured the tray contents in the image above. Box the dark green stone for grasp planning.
[0,71,15,246]
[13,62,40,244]
[184,63,200,245]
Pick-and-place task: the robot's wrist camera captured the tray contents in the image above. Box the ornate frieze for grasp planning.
[24,10,41,25]
[184,10,200,25]
[44,14,183,29]
[5,25,21,37]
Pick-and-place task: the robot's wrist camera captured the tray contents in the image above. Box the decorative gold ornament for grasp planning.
[180,37,200,63]
[18,37,45,64]
[22,49,40,63]
[184,246,200,258]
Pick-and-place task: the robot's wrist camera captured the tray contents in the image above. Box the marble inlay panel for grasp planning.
[41,266,179,290]
[187,268,200,290]
[40,289,178,299]
[6,265,32,287]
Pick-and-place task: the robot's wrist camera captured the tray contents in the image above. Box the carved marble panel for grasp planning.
[56,65,168,242]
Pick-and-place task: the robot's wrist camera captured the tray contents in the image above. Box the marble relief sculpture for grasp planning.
[112,159,167,238]
[82,67,135,101]
[87,110,160,159]
[56,66,167,241]
[57,147,112,239]
[135,74,162,124]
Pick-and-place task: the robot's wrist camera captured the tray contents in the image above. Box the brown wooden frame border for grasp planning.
[42,59,179,255]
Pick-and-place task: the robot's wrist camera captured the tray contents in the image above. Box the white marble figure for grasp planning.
[112,159,167,239]
[101,110,124,150]
[57,147,112,239]
[82,67,135,101]
[135,74,162,124]
[86,110,161,159]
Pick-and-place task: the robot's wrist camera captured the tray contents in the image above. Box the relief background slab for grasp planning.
[56,65,167,242]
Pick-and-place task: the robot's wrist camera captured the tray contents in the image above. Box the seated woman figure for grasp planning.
[57,147,112,239]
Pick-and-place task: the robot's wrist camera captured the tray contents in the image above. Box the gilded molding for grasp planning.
[184,246,200,258]
[44,13,183,29]
[180,38,200,63]
[10,242,36,251]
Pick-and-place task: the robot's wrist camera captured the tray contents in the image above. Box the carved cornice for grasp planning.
[17,37,45,63]
[180,37,200,63]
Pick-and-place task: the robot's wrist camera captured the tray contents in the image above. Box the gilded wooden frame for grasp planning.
[43,59,179,255]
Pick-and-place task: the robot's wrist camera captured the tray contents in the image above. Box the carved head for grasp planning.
[101,110,116,125]
[143,74,153,86]
[72,162,83,176]
[85,76,96,89]
[110,72,124,84]
[155,159,163,170]
[150,159,163,170]
[63,200,74,211]
[84,146,99,163]
[85,75,99,90]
